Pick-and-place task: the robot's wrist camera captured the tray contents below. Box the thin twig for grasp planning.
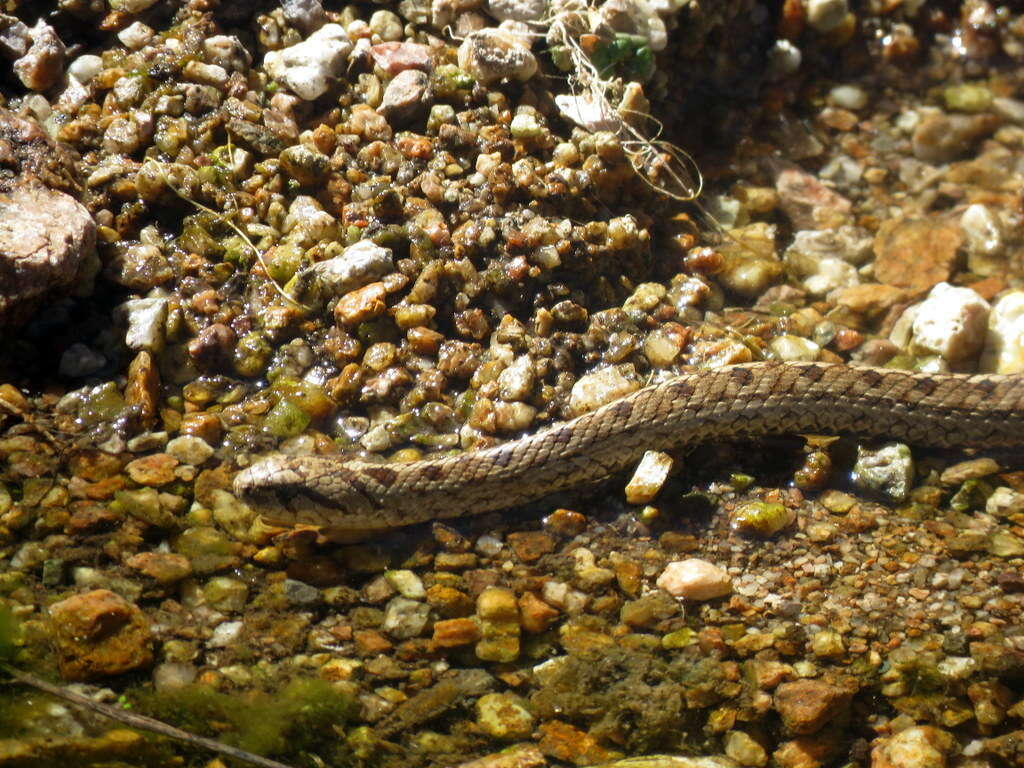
[0,664,297,768]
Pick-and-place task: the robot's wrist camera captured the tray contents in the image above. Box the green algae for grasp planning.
[132,676,354,758]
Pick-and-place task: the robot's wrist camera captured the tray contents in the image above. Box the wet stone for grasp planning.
[49,589,153,680]
[874,217,963,293]
[852,443,914,503]
[773,678,856,735]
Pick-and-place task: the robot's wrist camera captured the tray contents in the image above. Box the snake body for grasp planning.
[234,362,1024,531]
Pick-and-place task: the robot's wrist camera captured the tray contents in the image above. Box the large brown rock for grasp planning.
[48,589,153,680]
[774,677,857,735]
[873,216,963,295]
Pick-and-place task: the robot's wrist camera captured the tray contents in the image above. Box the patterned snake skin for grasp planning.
[234,362,1024,531]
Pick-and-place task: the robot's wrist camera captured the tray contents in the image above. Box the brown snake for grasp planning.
[234,362,1024,532]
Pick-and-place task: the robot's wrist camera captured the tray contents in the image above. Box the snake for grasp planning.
[233,361,1024,533]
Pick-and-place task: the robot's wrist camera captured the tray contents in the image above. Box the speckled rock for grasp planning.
[457,28,537,84]
[48,589,153,680]
[13,21,65,91]
[0,182,96,326]
[852,443,914,503]
[379,69,431,124]
[475,692,535,740]
[296,239,394,301]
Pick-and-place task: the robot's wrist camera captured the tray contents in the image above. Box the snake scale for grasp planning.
[234,361,1024,532]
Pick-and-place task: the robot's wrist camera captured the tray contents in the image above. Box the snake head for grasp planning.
[233,454,378,530]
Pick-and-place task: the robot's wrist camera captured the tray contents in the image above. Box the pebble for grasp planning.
[911,112,999,164]
[0,183,96,327]
[457,28,537,84]
[378,69,431,124]
[385,569,426,599]
[775,167,852,230]
[871,725,953,768]
[125,552,192,585]
[828,84,868,111]
[731,501,796,537]
[0,15,29,59]
[960,204,1005,276]
[486,0,548,22]
[208,620,244,648]
[624,450,673,504]
[725,730,769,767]
[48,589,153,680]
[263,24,353,101]
[834,283,907,320]
[166,435,214,465]
[774,678,856,735]
[117,21,153,51]
[657,558,732,601]
[986,486,1024,517]
[569,366,640,416]
[981,290,1024,373]
[119,297,169,352]
[67,53,102,83]
[475,693,535,740]
[909,282,989,362]
[383,596,430,639]
[873,217,963,293]
[554,91,619,133]
[369,10,404,41]
[370,42,433,75]
[204,576,249,612]
[13,21,65,91]
[334,281,388,326]
[769,334,821,362]
[281,0,327,33]
[852,443,914,503]
[109,0,159,10]
[805,0,848,32]
[301,239,394,300]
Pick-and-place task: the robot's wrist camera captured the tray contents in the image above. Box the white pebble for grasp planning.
[208,620,244,648]
[961,203,1004,270]
[569,366,640,416]
[624,450,673,504]
[981,290,1024,374]
[117,21,153,50]
[119,297,168,352]
[657,559,732,601]
[769,334,821,362]
[910,282,990,362]
[805,0,848,32]
[828,84,868,111]
[67,54,103,84]
[263,24,353,101]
